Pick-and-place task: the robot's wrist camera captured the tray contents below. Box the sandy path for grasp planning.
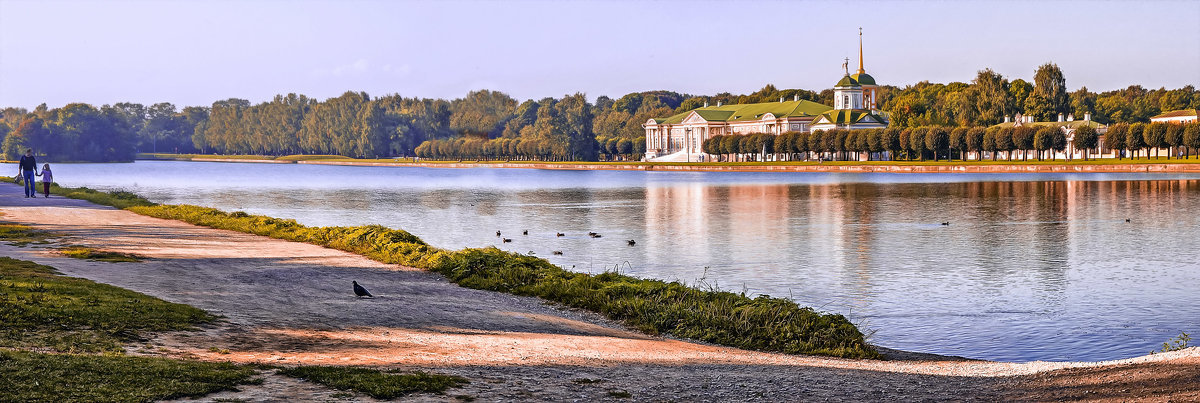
[1,184,1196,402]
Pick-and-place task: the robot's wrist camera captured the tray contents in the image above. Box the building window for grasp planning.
[843,95,849,108]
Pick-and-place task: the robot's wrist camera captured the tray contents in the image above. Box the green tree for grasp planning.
[1127,123,1147,159]
[450,90,517,137]
[1069,87,1096,119]
[1024,92,1054,122]
[1105,124,1127,159]
[970,69,1011,126]
[925,126,950,161]
[1072,125,1098,160]
[965,127,985,161]
[1012,126,1035,160]
[1182,122,1200,159]
[1142,122,1168,159]
[1034,62,1069,116]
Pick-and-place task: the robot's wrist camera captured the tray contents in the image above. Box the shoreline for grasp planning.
[138,155,1200,173]
[2,184,1198,400]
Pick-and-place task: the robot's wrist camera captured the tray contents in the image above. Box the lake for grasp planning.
[21,160,1200,362]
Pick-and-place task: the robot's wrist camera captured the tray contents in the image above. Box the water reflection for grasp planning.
[32,161,1200,362]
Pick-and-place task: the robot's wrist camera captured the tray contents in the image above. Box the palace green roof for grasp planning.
[1151,109,1199,119]
[814,109,885,125]
[851,72,876,86]
[655,100,833,125]
[835,75,860,87]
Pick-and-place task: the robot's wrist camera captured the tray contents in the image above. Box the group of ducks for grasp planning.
[496,230,635,256]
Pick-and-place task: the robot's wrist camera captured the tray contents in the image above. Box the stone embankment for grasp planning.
[298,160,1200,173]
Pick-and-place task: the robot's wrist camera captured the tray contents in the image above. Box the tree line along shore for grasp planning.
[1,63,1196,162]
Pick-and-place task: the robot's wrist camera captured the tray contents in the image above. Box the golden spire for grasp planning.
[857,27,865,75]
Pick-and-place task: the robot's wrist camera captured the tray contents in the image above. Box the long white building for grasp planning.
[644,30,888,162]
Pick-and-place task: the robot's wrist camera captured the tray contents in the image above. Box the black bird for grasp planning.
[1125,218,1131,222]
[941,222,950,226]
[502,238,512,243]
[587,232,597,236]
[496,230,502,237]
[552,250,563,255]
[556,233,565,237]
[522,230,528,235]
[627,240,636,246]
[352,281,373,298]
[590,234,602,238]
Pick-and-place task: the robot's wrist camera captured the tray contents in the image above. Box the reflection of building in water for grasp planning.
[644,183,714,263]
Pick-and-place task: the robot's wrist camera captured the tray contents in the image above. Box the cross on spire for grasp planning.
[858,27,865,75]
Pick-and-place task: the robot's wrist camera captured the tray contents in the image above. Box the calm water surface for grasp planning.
[26,161,1200,362]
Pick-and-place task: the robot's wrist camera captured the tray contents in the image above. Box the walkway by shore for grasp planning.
[1,184,1196,401]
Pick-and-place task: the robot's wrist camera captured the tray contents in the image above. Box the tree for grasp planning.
[1069,87,1096,119]
[1008,79,1034,114]
[971,69,1011,125]
[1012,126,1035,160]
[982,127,998,161]
[994,126,1015,160]
[1127,123,1147,159]
[908,127,928,160]
[1024,92,1054,122]
[1183,122,1200,159]
[1142,122,1168,159]
[925,126,950,161]
[1072,126,1098,160]
[1032,126,1056,160]
[1034,62,1069,116]
[949,127,968,161]
[450,90,517,138]
[1165,123,1185,158]
[1105,124,1127,159]
[881,128,901,161]
[965,127,985,161]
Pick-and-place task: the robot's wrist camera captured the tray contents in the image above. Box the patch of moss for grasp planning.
[276,366,467,399]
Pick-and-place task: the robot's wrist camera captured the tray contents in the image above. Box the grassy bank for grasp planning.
[40,182,879,359]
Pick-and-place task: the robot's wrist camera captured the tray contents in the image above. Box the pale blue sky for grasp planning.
[1,0,1197,109]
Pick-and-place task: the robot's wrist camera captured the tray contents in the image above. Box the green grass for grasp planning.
[0,350,259,403]
[0,257,215,353]
[35,181,879,359]
[0,256,259,401]
[0,222,56,246]
[59,246,144,263]
[276,366,467,399]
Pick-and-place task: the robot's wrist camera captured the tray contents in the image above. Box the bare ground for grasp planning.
[1,184,1196,402]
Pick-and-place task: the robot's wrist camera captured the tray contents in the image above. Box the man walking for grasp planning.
[18,149,38,198]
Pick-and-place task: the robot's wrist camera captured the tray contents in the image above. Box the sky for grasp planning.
[1,0,1198,110]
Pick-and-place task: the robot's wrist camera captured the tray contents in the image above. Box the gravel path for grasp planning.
[1,184,1196,402]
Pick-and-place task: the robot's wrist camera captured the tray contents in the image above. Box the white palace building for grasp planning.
[644,31,889,162]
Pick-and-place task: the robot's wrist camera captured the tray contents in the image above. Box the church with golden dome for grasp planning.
[643,29,889,162]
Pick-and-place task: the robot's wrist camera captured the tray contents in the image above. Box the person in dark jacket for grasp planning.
[17,149,39,198]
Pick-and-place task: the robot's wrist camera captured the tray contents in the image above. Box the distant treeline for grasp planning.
[1,62,1195,162]
[702,121,1200,162]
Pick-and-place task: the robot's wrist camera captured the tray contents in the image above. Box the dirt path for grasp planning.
[1,184,1196,402]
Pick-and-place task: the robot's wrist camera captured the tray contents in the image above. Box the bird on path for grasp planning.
[552,250,563,255]
[522,230,528,235]
[1125,218,1131,223]
[502,238,512,243]
[627,240,636,246]
[496,230,502,237]
[352,281,374,298]
[556,233,565,237]
[941,222,950,226]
